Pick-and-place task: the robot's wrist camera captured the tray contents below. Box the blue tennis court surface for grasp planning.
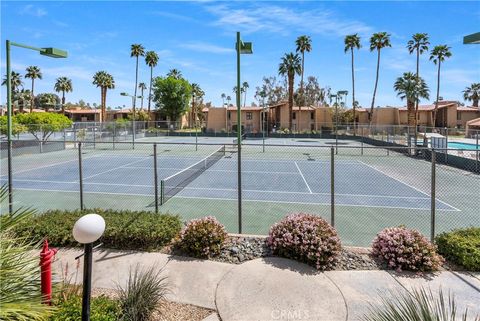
[1,153,458,211]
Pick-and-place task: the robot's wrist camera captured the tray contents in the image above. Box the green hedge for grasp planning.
[436,227,480,271]
[50,295,121,321]
[11,209,182,251]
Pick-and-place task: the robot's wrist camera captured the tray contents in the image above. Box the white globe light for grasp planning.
[72,214,106,244]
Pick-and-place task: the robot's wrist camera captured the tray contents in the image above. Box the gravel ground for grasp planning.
[92,288,214,321]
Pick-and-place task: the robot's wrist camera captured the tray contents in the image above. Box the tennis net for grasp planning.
[160,146,226,205]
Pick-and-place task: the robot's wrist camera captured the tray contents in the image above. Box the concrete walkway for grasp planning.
[53,249,480,321]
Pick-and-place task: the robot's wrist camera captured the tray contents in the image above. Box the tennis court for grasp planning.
[0,146,457,212]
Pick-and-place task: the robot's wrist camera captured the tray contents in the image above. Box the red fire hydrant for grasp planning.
[39,239,58,305]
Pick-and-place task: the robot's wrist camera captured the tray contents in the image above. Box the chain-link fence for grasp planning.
[1,139,478,246]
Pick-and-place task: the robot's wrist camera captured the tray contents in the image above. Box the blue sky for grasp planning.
[1,1,479,109]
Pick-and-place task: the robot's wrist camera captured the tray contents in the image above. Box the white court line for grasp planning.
[82,158,149,180]
[357,160,460,212]
[9,188,458,211]
[295,161,313,194]
[124,166,299,175]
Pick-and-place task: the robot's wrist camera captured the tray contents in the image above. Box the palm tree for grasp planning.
[463,83,480,107]
[430,45,452,126]
[54,77,73,113]
[221,93,226,106]
[226,95,232,106]
[242,81,249,107]
[191,83,204,128]
[92,71,115,122]
[25,66,42,112]
[278,52,302,131]
[167,69,182,79]
[344,34,361,134]
[295,35,312,108]
[407,33,430,129]
[13,89,32,113]
[394,72,429,127]
[369,32,391,124]
[2,71,24,93]
[138,82,147,110]
[130,44,145,111]
[145,51,159,113]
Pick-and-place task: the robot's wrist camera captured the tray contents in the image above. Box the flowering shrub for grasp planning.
[372,226,443,271]
[177,216,227,258]
[266,213,341,270]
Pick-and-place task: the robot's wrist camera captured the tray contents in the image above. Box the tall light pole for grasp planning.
[235,32,252,234]
[5,41,67,213]
[120,92,142,144]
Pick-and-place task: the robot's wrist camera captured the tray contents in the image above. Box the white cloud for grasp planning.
[205,3,372,37]
[178,41,234,54]
[19,4,47,17]
[151,11,196,22]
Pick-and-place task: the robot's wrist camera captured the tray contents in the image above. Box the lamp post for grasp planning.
[73,213,106,321]
[235,32,253,234]
[5,41,67,213]
[120,92,142,145]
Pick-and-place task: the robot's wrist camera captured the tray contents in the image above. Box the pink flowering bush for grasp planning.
[266,213,341,270]
[372,226,443,271]
[177,216,227,258]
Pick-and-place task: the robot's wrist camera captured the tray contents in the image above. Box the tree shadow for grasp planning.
[261,256,321,276]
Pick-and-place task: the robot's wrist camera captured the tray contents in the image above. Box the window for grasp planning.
[310,111,314,120]
[246,112,253,120]
[227,111,231,120]
[293,112,296,120]
[457,112,462,121]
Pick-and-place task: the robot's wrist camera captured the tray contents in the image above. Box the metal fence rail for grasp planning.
[1,140,478,246]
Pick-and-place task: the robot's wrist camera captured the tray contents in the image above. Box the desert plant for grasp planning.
[177,216,227,258]
[0,185,53,320]
[372,226,443,271]
[266,213,341,270]
[436,227,480,271]
[117,264,169,321]
[362,287,479,321]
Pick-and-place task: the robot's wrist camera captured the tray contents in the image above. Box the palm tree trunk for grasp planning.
[62,91,66,114]
[369,48,381,125]
[140,88,144,110]
[300,51,304,111]
[148,66,153,113]
[133,57,139,110]
[433,61,441,127]
[473,99,479,108]
[414,49,420,130]
[243,89,247,108]
[407,99,415,127]
[288,73,294,131]
[351,48,356,136]
[30,79,35,112]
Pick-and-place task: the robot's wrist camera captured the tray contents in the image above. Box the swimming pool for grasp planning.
[447,142,479,150]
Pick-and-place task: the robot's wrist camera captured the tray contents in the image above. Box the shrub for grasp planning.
[177,216,227,258]
[372,226,443,272]
[266,213,341,270]
[11,209,182,251]
[50,295,121,321]
[436,227,480,271]
[362,287,478,321]
[118,265,169,321]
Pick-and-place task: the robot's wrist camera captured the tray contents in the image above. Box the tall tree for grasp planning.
[221,93,226,107]
[145,51,159,113]
[429,45,452,126]
[13,89,32,113]
[407,33,430,129]
[130,44,145,111]
[167,69,182,79]
[254,76,287,106]
[191,83,204,127]
[278,53,302,131]
[2,71,24,93]
[295,35,312,108]
[463,83,480,107]
[394,72,430,127]
[152,76,192,124]
[54,77,73,113]
[92,71,115,122]
[369,32,391,124]
[226,95,232,106]
[25,66,42,113]
[344,34,361,133]
[138,82,147,110]
[242,81,249,107]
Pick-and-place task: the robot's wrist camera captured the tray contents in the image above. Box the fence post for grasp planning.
[132,121,135,150]
[78,142,84,211]
[444,127,448,164]
[430,149,436,242]
[386,133,390,156]
[361,127,364,156]
[476,132,479,173]
[63,127,67,149]
[113,122,116,150]
[330,147,335,227]
[153,144,159,214]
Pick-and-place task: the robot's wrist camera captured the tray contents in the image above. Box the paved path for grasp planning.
[53,249,480,321]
